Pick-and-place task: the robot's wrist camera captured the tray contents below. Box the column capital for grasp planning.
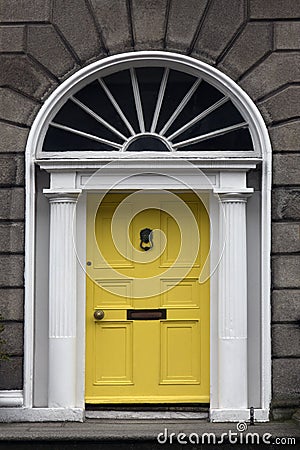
[43,189,82,203]
[213,188,253,203]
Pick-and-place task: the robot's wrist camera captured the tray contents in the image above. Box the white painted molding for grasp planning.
[0,391,23,407]
[79,172,217,191]
[37,158,261,171]
[210,408,269,422]
[0,408,84,423]
[43,190,82,200]
[214,189,253,196]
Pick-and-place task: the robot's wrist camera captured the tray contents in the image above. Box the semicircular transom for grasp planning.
[39,54,259,158]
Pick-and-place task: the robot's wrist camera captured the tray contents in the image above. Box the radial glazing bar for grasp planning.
[130,67,145,133]
[98,78,135,136]
[50,122,122,149]
[168,96,229,141]
[159,77,202,136]
[150,68,169,133]
[70,96,127,141]
[172,122,248,149]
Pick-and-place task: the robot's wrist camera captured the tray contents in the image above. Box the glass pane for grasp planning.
[52,99,123,144]
[178,128,253,151]
[43,125,114,151]
[166,80,223,137]
[103,69,140,134]
[74,80,130,138]
[171,101,245,144]
[156,69,196,133]
[126,136,170,151]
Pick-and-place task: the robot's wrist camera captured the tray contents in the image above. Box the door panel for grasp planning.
[86,192,210,404]
[161,278,199,308]
[160,321,200,384]
[94,322,133,385]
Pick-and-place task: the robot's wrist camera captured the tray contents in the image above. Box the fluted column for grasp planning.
[45,192,80,408]
[217,192,251,410]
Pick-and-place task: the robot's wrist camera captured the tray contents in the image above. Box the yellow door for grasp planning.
[85,192,210,404]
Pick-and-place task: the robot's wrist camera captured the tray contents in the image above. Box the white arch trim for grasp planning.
[29,51,268,160]
[16,52,272,422]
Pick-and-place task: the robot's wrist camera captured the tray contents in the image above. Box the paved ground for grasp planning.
[0,419,299,448]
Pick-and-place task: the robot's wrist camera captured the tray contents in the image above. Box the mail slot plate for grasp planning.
[127,309,167,320]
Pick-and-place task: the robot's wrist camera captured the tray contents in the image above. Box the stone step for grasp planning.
[85,410,209,420]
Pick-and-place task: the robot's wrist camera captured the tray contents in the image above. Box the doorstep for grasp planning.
[0,419,299,444]
[84,404,209,420]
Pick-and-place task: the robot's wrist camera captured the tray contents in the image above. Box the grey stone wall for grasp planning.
[0,0,299,418]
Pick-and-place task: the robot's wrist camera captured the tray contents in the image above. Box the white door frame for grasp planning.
[0,52,272,423]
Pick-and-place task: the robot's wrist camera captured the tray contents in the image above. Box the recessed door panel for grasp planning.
[94,322,133,385]
[92,279,133,308]
[161,278,199,308]
[160,321,200,384]
[93,202,133,269]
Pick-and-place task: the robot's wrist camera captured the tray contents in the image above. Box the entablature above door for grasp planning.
[37,158,260,195]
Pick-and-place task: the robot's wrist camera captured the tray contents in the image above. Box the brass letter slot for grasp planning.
[127,309,166,320]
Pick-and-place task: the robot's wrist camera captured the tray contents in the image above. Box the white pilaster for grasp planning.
[217,192,252,410]
[44,191,81,408]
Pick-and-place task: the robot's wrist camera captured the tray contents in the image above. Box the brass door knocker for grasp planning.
[140,228,153,251]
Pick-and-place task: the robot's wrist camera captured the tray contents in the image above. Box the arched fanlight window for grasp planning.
[42,65,253,155]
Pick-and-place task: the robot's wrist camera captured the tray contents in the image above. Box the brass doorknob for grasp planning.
[94,309,105,320]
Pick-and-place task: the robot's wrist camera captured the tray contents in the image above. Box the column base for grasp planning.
[0,407,84,423]
[49,337,76,408]
[219,338,248,409]
[210,408,269,422]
